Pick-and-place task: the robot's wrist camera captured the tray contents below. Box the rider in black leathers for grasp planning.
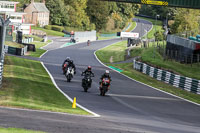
[81,66,94,87]
[82,66,94,77]
[62,57,76,74]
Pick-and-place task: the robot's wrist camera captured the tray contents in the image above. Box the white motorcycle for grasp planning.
[65,66,74,82]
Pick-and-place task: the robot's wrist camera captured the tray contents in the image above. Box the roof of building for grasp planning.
[33,2,49,12]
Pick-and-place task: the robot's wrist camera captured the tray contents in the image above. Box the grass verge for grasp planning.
[32,27,64,37]
[5,41,25,48]
[0,56,89,115]
[95,41,127,63]
[0,127,45,133]
[125,22,137,32]
[27,40,52,57]
[129,41,200,80]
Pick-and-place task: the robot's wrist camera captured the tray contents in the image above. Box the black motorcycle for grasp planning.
[81,72,94,92]
[99,78,111,96]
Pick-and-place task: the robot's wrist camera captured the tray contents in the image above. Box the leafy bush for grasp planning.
[51,25,64,32]
[44,25,52,30]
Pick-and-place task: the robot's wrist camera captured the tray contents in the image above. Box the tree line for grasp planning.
[6,0,200,35]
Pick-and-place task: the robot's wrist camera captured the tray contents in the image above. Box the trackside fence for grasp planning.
[133,60,200,94]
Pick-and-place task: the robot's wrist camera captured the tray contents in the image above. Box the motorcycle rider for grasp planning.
[99,70,111,89]
[62,57,76,74]
[81,66,94,77]
[81,66,94,87]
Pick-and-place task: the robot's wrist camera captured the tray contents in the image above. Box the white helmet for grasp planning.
[66,57,70,60]
[105,70,109,74]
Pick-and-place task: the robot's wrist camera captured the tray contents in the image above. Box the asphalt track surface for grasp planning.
[0,19,200,133]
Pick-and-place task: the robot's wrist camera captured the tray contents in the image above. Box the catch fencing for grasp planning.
[133,60,200,94]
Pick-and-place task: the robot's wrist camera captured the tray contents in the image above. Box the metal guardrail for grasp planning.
[133,60,200,94]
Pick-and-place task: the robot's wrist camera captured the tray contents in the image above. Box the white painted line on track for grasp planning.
[94,43,200,107]
[41,62,100,117]
[39,50,48,58]
[40,40,54,49]
[37,38,101,117]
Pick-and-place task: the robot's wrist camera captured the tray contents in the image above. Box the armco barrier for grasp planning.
[133,60,200,94]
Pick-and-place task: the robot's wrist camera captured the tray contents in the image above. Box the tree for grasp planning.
[87,0,109,31]
[64,0,91,30]
[170,8,200,35]
[46,0,68,26]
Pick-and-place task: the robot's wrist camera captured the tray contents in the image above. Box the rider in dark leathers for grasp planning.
[62,57,76,74]
[81,66,94,87]
[82,66,94,77]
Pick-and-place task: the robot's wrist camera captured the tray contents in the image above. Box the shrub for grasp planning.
[44,25,52,30]
[51,25,64,32]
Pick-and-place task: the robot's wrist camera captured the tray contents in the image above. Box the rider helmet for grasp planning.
[88,66,91,71]
[105,70,109,76]
[66,57,70,61]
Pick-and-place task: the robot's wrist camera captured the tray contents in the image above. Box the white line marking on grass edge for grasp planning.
[94,46,200,107]
[39,50,48,58]
[41,62,100,117]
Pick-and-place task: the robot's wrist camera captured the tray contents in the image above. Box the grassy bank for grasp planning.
[95,41,127,63]
[27,40,52,57]
[5,41,24,48]
[32,27,64,37]
[1,56,89,115]
[95,41,200,104]
[0,127,45,133]
[130,41,200,80]
[125,22,137,32]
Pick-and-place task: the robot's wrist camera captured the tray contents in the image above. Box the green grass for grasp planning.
[107,63,200,104]
[32,26,64,37]
[135,16,164,39]
[129,41,200,80]
[141,48,200,80]
[95,41,127,63]
[27,40,52,57]
[24,35,43,42]
[5,41,25,48]
[1,56,89,115]
[125,22,137,32]
[0,127,45,133]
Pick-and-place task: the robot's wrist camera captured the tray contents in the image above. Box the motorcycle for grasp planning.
[62,63,68,74]
[81,72,94,92]
[99,78,110,96]
[65,66,74,82]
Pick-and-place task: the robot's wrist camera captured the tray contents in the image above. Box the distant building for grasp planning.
[24,0,49,27]
[0,1,33,35]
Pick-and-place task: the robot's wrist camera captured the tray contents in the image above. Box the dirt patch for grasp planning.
[110,56,113,63]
